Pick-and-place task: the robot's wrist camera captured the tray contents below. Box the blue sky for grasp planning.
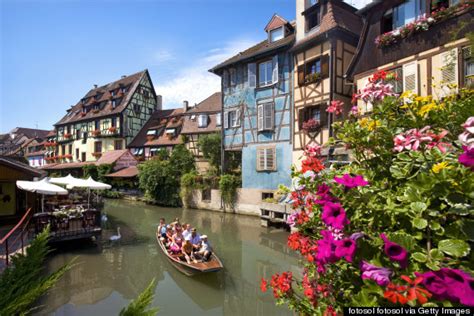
[0,0,368,133]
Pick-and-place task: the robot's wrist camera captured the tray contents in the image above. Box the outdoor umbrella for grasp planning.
[66,177,111,209]
[16,178,68,212]
[49,174,80,186]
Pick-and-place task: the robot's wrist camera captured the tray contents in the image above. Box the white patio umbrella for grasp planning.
[16,178,68,212]
[66,177,111,209]
[49,174,79,186]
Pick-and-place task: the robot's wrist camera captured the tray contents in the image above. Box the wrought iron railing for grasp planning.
[0,208,33,268]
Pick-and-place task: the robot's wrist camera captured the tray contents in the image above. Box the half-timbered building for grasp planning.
[181,92,222,172]
[210,14,294,198]
[54,70,159,164]
[292,0,362,165]
[346,0,473,104]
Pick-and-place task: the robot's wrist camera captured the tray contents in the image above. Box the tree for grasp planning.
[197,133,221,169]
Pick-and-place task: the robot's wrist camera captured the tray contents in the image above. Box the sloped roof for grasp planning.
[265,14,290,31]
[127,108,184,148]
[186,92,222,114]
[106,166,138,178]
[0,156,45,177]
[292,0,362,51]
[9,127,50,139]
[39,150,133,170]
[96,150,130,164]
[210,29,295,73]
[55,70,148,126]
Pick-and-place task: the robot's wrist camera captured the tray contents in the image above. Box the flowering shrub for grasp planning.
[260,73,474,313]
[327,100,344,116]
[375,3,473,48]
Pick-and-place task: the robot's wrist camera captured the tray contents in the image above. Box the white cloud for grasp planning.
[152,49,175,64]
[154,38,258,109]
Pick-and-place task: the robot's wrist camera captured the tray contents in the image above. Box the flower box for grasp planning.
[108,127,117,133]
[64,154,72,159]
[92,130,101,136]
[80,112,87,117]
[92,109,100,114]
[302,119,322,135]
[304,72,321,85]
[92,152,102,158]
[63,133,72,139]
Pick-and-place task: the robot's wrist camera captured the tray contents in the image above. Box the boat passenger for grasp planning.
[182,224,192,240]
[169,230,184,254]
[196,235,212,262]
[157,218,167,238]
[165,226,173,246]
[170,217,180,227]
[181,236,198,264]
[190,228,201,250]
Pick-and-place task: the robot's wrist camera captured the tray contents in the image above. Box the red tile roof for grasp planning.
[185,92,222,114]
[55,70,149,126]
[265,14,290,32]
[105,166,138,178]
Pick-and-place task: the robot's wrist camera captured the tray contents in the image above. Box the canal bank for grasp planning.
[35,199,299,316]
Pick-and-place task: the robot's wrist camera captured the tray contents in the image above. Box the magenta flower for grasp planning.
[315,230,339,272]
[459,116,474,150]
[416,268,474,306]
[349,105,360,117]
[459,146,474,170]
[360,261,392,286]
[327,100,344,116]
[334,174,369,188]
[350,232,365,240]
[359,81,397,103]
[321,202,350,230]
[335,238,356,262]
[317,183,331,196]
[305,142,322,157]
[380,233,409,268]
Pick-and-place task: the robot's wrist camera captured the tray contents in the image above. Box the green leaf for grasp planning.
[411,202,427,213]
[438,239,470,258]
[426,261,440,271]
[412,252,427,262]
[413,218,428,230]
[388,232,415,251]
[430,221,442,231]
[429,249,444,261]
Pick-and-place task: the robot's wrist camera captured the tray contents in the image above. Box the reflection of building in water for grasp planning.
[37,243,165,314]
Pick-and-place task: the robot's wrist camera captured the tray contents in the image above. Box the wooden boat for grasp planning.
[156,233,224,276]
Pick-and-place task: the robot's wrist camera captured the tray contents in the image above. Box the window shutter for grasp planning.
[216,113,222,126]
[235,109,241,126]
[321,55,330,78]
[272,55,279,84]
[320,104,328,127]
[224,111,229,129]
[441,48,458,84]
[248,63,257,88]
[298,108,307,130]
[403,62,418,94]
[298,65,305,86]
[266,148,276,171]
[257,104,264,131]
[264,103,274,130]
[257,148,265,171]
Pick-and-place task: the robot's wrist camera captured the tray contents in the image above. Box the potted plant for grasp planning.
[304,72,321,84]
[302,118,322,135]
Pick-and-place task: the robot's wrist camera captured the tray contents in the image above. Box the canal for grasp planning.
[36,199,300,316]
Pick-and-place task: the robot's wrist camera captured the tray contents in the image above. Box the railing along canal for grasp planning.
[0,208,33,268]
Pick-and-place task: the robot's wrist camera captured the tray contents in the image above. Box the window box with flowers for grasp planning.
[302,118,322,135]
[92,152,102,158]
[304,72,321,85]
[92,109,100,114]
[63,133,72,139]
[64,154,72,159]
[80,112,87,117]
[108,126,117,134]
[92,130,101,137]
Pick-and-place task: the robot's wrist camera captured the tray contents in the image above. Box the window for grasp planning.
[133,103,141,114]
[82,132,88,144]
[68,144,72,155]
[114,140,123,150]
[306,7,320,32]
[198,115,208,128]
[463,47,474,88]
[111,90,116,97]
[269,27,284,42]
[95,120,100,131]
[227,110,241,128]
[76,148,79,160]
[257,147,276,172]
[298,105,327,130]
[61,145,65,155]
[111,117,116,127]
[147,129,157,136]
[257,102,274,131]
[307,0,318,7]
[94,141,102,153]
[258,60,273,87]
[432,0,460,10]
[392,0,426,30]
[297,55,329,86]
[386,67,403,94]
[216,113,222,126]
[81,152,86,162]
[76,129,81,140]
[165,128,176,135]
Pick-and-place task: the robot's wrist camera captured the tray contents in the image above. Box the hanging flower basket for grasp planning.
[302,119,322,135]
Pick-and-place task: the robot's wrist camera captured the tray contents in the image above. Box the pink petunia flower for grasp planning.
[380,233,409,268]
[321,202,350,230]
[334,174,369,188]
[360,261,393,286]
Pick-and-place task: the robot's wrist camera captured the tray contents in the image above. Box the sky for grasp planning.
[0,0,370,133]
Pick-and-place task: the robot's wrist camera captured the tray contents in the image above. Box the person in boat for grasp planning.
[157,218,167,238]
[181,236,198,264]
[165,225,173,246]
[169,228,184,254]
[195,235,212,262]
[170,217,180,227]
[182,223,192,240]
[190,228,201,250]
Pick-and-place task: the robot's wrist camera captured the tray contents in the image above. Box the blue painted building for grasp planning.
[211,14,294,193]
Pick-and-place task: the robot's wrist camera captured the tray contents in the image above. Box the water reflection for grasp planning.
[35,199,300,316]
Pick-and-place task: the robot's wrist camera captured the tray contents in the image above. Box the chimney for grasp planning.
[121,75,127,79]
[156,95,163,111]
[93,84,98,89]
[183,100,189,112]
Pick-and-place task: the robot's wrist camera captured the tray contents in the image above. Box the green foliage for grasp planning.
[138,145,195,206]
[100,190,123,199]
[180,171,199,207]
[83,164,114,183]
[119,279,158,316]
[266,88,474,314]
[83,164,98,179]
[197,133,221,169]
[0,227,74,315]
[219,174,241,210]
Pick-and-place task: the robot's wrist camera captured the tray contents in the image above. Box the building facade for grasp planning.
[292,0,361,165]
[54,70,159,164]
[211,14,294,197]
[181,92,222,172]
[347,0,473,105]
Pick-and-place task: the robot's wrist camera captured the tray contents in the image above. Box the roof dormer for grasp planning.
[265,14,291,43]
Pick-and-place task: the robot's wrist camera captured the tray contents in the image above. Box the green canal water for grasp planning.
[35,199,300,316]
